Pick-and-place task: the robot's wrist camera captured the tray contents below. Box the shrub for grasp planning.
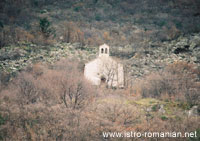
[95,14,101,21]
[60,22,85,45]
[103,31,111,42]
[154,19,167,28]
[137,61,200,106]
[152,105,158,112]
[74,6,81,12]
[15,27,35,43]
[39,18,52,38]
[0,114,6,126]
[15,73,40,105]
[0,114,7,140]
[0,59,97,140]
[0,26,15,47]
[0,65,199,140]
[160,115,168,121]
[0,26,36,47]
[53,60,95,109]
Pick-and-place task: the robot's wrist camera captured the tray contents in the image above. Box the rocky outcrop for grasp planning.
[125,33,200,79]
[0,33,199,82]
[0,43,97,74]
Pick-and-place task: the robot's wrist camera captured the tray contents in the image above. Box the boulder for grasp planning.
[158,105,165,114]
[188,106,199,117]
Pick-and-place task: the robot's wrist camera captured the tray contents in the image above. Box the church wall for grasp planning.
[84,44,124,88]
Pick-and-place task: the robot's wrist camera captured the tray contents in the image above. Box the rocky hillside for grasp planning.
[0,1,200,140]
[0,33,200,83]
[125,33,200,79]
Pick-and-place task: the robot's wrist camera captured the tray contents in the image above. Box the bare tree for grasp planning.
[47,59,95,109]
[16,73,39,106]
[60,78,90,109]
[100,58,124,88]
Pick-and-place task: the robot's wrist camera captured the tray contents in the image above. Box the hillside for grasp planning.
[1,0,200,47]
[0,33,200,81]
[1,0,200,76]
[0,0,200,140]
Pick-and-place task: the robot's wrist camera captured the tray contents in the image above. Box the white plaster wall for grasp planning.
[84,56,124,87]
[84,58,101,85]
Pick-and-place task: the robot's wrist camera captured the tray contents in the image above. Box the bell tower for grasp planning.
[99,44,109,57]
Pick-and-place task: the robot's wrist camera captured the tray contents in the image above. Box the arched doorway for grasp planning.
[100,76,106,84]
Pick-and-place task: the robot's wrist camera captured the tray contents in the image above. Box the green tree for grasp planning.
[39,18,52,37]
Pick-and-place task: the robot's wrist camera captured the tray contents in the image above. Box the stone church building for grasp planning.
[84,44,124,88]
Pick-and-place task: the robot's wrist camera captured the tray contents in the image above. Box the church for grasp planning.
[84,44,124,88]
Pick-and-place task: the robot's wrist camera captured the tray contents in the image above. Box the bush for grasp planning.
[0,62,199,140]
[11,60,95,109]
[0,59,97,140]
[39,18,53,38]
[0,114,7,140]
[16,73,40,105]
[52,60,94,109]
[0,26,36,48]
[95,14,101,21]
[136,61,200,106]
[154,19,167,28]
[0,114,6,126]
[59,22,85,45]
[160,115,168,121]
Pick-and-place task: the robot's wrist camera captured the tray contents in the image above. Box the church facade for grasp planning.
[84,44,124,88]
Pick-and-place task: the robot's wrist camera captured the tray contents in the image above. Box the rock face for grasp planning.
[84,44,124,88]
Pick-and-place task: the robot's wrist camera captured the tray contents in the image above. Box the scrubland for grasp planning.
[0,59,199,140]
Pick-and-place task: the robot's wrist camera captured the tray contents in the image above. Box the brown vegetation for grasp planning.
[0,60,199,140]
[0,60,96,140]
[133,61,200,106]
[1,0,200,48]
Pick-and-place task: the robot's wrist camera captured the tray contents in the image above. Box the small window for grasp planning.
[101,48,104,53]
[105,48,107,54]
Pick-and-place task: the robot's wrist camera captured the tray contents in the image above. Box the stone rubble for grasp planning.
[0,33,199,80]
[125,33,200,79]
[0,43,97,73]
